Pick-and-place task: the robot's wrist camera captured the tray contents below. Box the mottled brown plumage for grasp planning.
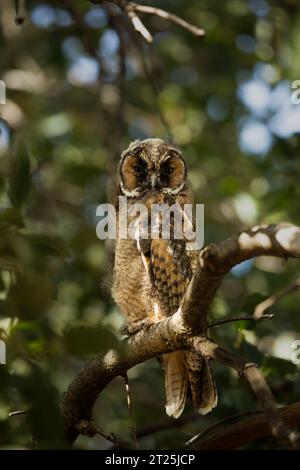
[112,138,217,418]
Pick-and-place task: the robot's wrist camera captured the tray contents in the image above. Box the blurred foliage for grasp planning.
[0,0,300,450]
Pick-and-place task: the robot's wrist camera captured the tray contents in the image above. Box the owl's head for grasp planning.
[118,138,187,198]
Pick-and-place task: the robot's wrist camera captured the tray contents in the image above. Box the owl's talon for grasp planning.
[139,318,154,330]
[120,319,153,336]
[119,323,130,336]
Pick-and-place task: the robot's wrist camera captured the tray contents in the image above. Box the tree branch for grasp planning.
[125,4,153,43]
[122,372,139,449]
[208,314,274,328]
[131,3,205,37]
[254,278,300,319]
[14,0,26,25]
[89,1,205,41]
[60,223,300,448]
[9,409,29,417]
[180,223,300,330]
[60,333,298,447]
[129,29,174,140]
[184,410,261,448]
[187,402,300,450]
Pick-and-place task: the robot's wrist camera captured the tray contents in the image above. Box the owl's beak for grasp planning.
[150,172,157,189]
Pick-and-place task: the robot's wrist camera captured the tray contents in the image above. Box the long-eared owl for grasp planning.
[112,138,217,418]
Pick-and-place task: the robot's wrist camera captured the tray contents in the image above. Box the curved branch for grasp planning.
[60,223,300,447]
[181,223,300,330]
[60,330,299,448]
[188,402,300,450]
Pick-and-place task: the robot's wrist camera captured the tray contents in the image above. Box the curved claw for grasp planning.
[120,318,154,336]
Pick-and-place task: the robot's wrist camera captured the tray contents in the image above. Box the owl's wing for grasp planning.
[132,198,193,316]
[135,203,217,418]
[149,237,191,316]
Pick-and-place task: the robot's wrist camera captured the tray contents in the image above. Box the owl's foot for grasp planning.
[120,318,154,336]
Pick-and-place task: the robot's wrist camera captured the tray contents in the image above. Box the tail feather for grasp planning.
[163,351,217,418]
[164,351,188,418]
[185,351,218,415]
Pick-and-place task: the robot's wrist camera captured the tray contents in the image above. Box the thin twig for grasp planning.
[64,0,100,60]
[89,1,205,39]
[106,6,127,167]
[94,425,121,446]
[76,419,126,448]
[184,410,261,448]
[125,5,153,43]
[209,313,274,328]
[243,364,299,448]
[65,0,114,197]
[131,3,205,37]
[192,337,300,449]
[131,33,174,140]
[9,410,29,417]
[137,412,195,439]
[89,0,174,138]
[14,0,26,25]
[122,372,139,449]
[254,279,300,319]
[188,402,300,450]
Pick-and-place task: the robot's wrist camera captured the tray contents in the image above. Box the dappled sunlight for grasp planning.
[238,230,272,250]
[0,0,299,451]
[275,226,300,254]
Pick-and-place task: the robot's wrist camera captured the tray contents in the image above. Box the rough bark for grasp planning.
[60,224,300,448]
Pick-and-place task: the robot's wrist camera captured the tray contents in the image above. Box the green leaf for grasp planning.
[236,338,265,365]
[0,208,24,228]
[0,176,6,195]
[8,139,31,208]
[241,293,266,315]
[262,356,297,378]
[6,274,53,319]
[0,229,21,271]
[63,324,122,357]
[25,234,70,259]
